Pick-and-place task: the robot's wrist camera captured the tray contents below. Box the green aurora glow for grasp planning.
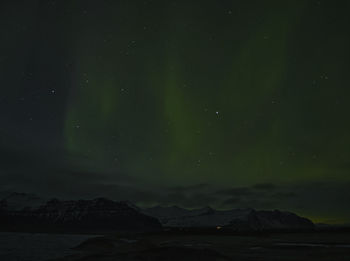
[1,0,350,223]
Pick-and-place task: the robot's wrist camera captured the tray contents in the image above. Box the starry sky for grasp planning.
[1,0,350,224]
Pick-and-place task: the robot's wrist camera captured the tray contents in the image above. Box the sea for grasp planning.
[0,232,96,261]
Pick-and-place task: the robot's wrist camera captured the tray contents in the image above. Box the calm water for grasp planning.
[0,232,96,261]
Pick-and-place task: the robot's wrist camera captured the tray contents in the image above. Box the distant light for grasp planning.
[216,226,222,230]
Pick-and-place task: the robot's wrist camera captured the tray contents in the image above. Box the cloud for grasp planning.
[222,197,241,205]
[272,192,297,198]
[170,183,211,192]
[215,187,252,197]
[253,183,276,191]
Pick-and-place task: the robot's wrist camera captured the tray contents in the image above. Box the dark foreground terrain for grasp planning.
[1,194,349,260]
[0,232,96,261]
[47,230,350,261]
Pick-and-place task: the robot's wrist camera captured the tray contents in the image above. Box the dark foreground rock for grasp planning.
[122,246,230,261]
[50,245,230,261]
[46,231,350,261]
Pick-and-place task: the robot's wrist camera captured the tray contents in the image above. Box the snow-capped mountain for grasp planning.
[0,198,161,233]
[143,205,214,223]
[0,192,46,211]
[143,206,314,230]
[0,192,314,232]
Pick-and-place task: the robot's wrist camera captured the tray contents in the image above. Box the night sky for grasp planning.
[1,0,350,224]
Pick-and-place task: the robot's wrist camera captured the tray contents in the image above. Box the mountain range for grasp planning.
[0,192,314,233]
[0,194,161,233]
[143,205,314,231]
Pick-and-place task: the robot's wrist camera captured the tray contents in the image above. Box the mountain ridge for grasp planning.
[0,192,314,232]
[143,205,314,231]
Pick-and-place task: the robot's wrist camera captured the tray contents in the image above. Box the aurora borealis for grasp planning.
[1,0,350,224]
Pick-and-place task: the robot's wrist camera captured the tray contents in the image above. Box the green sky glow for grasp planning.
[1,0,350,223]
